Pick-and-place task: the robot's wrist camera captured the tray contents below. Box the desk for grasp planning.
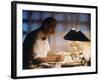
[29,61,84,69]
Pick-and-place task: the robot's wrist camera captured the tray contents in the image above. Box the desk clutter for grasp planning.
[29,51,91,69]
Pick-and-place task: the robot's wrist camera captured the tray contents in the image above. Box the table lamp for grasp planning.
[64,28,90,57]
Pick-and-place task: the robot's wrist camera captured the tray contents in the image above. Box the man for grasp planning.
[23,17,64,69]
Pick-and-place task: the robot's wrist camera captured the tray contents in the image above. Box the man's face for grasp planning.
[42,20,56,36]
[48,23,56,35]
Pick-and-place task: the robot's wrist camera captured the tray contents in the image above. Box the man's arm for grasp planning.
[33,54,64,64]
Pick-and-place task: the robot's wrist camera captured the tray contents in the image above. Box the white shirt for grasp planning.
[33,32,50,59]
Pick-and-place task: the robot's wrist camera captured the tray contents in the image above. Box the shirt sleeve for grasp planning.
[33,39,50,59]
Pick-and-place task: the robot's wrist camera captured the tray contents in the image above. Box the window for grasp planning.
[23,11,90,53]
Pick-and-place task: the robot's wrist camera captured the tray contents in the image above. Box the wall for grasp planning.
[0,0,99,80]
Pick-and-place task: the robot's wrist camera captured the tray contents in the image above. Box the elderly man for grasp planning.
[23,17,64,69]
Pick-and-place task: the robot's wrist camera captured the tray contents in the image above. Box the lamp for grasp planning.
[64,28,90,57]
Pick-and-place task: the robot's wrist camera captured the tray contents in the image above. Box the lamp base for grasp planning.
[70,41,82,56]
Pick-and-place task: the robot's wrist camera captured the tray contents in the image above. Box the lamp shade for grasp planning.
[64,29,90,41]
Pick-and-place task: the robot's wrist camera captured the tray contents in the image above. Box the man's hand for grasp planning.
[56,54,64,61]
